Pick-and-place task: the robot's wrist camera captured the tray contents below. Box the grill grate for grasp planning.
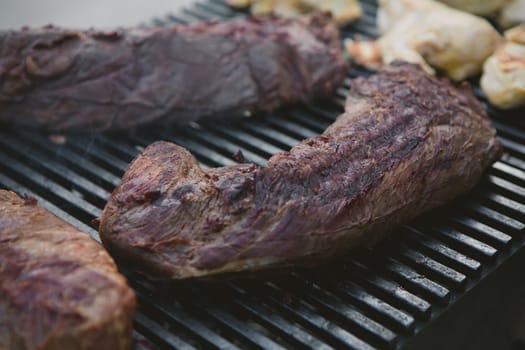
[1,0,525,349]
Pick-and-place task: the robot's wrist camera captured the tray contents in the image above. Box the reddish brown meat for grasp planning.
[0,190,136,350]
[0,12,347,131]
[99,62,502,279]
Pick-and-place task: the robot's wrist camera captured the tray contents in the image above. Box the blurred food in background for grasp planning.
[226,0,362,26]
[482,25,525,109]
[345,0,502,81]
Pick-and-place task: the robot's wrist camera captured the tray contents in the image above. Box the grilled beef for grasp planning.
[0,190,136,350]
[0,12,347,131]
[99,62,502,279]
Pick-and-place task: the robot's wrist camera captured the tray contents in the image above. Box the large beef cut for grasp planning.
[99,62,502,279]
[0,12,347,131]
[0,190,136,350]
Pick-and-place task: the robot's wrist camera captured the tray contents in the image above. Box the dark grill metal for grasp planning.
[1,1,524,349]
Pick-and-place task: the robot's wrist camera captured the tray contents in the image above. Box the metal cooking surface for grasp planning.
[1,0,525,349]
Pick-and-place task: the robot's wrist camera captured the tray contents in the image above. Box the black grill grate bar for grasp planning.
[198,306,288,350]
[183,1,243,21]
[502,154,525,172]
[294,266,417,335]
[491,162,525,187]
[240,281,377,350]
[426,225,499,262]
[402,227,482,276]
[171,284,294,350]
[178,126,269,166]
[0,132,110,206]
[202,121,290,159]
[267,116,320,139]
[132,281,240,349]
[169,12,200,24]
[373,257,451,305]
[492,120,525,142]
[303,103,341,123]
[280,275,398,348]
[62,138,130,175]
[344,18,379,39]
[345,260,433,320]
[460,199,525,233]
[127,128,217,166]
[0,151,102,221]
[451,215,514,247]
[131,130,236,168]
[327,280,416,333]
[132,330,163,350]
[13,129,122,187]
[247,114,320,142]
[482,192,525,218]
[134,311,198,350]
[500,139,525,162]
[236,121,305,150]
[91,134,143,162]
[194,1,243,18]
[182,6,225,21]
[0,174,99,240]
[396,247,467,291]
[359,0,379,14]
[287,108,332,132]
[489,173,525,198]
[208,123,286,157]
[226,283,336,350]
[485,176,525,210]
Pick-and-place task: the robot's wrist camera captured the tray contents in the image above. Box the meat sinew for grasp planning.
[0,190,136,350]
[0,12,347,131]
[99,62,502,280]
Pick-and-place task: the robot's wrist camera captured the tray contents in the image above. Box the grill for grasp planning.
[1,0,525,349]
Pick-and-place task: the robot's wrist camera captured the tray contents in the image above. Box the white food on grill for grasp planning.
[438,0,525,29]
[345,0,502,81]
[225,0,362,26]
[481,25,525,109]
[499,0,525,28]
[438,0,506,15]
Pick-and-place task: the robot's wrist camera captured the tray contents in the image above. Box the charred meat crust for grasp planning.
[99,62,502,279]
[0,190,136,350]
[0,12,348,131]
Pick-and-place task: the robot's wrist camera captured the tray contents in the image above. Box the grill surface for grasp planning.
[1,1,525,349]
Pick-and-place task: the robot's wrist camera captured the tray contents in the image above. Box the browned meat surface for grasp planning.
[0,12,347,131]
[0,190,136,350]
[99,62,502,280]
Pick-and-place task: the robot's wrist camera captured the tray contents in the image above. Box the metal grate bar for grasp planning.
[330,280,416,333]
[241,281,377,350]
[427,225,499,262]
[460,200,525,233]
[134,312,198,350]
[0,151,102,220]
[451,216,513,247]
[380,258,451,305]
[402,227,482,276]
[281,275,398,348]
[343,259,433,320]
[0,133,110,206]
[227,283,336,350]
[396,247,467,291]
[12,129,122,187]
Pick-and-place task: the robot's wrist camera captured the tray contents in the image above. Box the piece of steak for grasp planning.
[99,62,502,279]
[0,12,347,131]
[0,190,136,350]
